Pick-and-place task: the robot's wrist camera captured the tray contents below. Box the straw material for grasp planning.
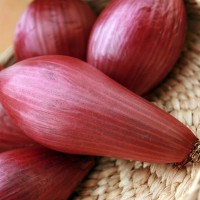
[73,1,200,199]
[0,46,14,67]
[1,0,200,199]
[186,0,200,19]
[83,0,111,14]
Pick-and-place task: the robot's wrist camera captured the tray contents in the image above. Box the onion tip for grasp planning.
[176,140,200,168]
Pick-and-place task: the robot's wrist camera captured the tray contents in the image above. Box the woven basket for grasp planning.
[1,0,200,199]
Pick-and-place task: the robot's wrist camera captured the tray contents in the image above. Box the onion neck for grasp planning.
[189,140,200,163]
[176,140,200,168]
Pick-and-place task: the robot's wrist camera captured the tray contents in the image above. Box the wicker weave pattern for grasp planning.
[71,18,200,199]
[83,0,111,14]
[1,0,200,199]
[186,0,200,18]
[72,1,200,199]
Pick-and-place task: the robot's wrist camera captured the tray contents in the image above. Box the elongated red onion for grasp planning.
[0,147,94,199]
[0,55,198,166]
[87,0,187,95]
[0,103,38,152]
[14,0,96,61]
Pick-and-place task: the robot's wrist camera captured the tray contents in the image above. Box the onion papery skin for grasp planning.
[0,103,38,152]
[87,0,187,95]
[0,55,197,164]
[14,0,96,61]
[0,147,94,200]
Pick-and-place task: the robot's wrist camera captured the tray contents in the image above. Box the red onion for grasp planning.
[0,147,94,199]
[14,0,96,61]
[0,103,38,152]
[0,55,198,166]
[87,0,187,95]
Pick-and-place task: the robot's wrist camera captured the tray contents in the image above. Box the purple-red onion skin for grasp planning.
[87,0,187,95]
[14,0,96,61]
[0,147,94,200]
[0,103,38,152]
[0,55,197,164]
